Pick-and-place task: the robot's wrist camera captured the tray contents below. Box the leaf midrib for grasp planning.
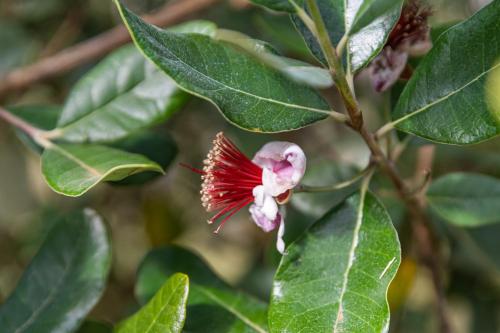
[332,190,366,332]
[119,5,331,116]
[58,53,148,129]
[394,62,500,126]
[194,286,268,333]
[58,67,159,135]
[50,144,101,176]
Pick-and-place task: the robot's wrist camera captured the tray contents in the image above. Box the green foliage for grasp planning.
[293,0,403,71]
[393,0,500,144]
[41,143,163,197]
[136,247,269,333]
[249,0,302,13]
[269,191,400,332]
[115,0,331,133]
[1,0,500,332]
[0,209,111,333]
[115,273,189,333]
[54,45,189,143]
[427,173,500,227]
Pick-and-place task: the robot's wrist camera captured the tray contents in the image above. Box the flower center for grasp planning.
[200,132,263,233]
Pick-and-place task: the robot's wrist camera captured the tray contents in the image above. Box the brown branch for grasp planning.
[305,2,452,331]
[0,0,220,100]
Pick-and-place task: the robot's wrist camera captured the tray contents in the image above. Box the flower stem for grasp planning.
[295,166,373,193]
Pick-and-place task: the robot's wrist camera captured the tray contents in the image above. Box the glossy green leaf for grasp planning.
[52,45,188,143]
[41,143,163,197]
[392,1,500,144]
[291,162,358,218]
[110,131,178,186]
[293,0,403,72]
[427,173,500,227]
[215,29,333,89]
[269,191,401,333]
[0,209,111,333]
[115,1,330,132]
[136,247,269,333]
[116,273,189,333]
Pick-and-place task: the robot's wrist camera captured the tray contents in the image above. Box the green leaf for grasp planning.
[269,191,401,333]
[293,0,403,72]
[77,321,113,333]
[392,1,500,144]
[0,209,111,333]
[110,131,178,186]
[115,1,330,132]
[41,143,163,197]
[52,45,189,143]
[250,0,302,13]
[136,246,224,304]
[215,29,333,89]
[136,246,269,333]
[291,162,358,218]
[427,173,500,227]
[115,273,189,333]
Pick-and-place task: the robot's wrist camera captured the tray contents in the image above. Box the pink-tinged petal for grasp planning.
[253,142,306,196]
[370,47,408,92]
[249,203,281,232]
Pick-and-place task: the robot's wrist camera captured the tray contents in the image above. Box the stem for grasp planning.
[0,0,220,100]
[304,2,452,331]
[306,0,363,129]
[296,166,373,193]
[0,107,51,148]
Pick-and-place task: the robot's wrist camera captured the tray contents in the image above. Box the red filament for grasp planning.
[199,132,263,233]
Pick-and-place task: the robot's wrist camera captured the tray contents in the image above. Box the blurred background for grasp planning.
[0,0,498,332]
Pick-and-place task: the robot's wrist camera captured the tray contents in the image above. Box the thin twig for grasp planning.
[0,0,220,100]
[295,165,373,193]
[0,107,42,138]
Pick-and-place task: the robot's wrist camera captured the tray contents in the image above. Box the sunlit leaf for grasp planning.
[392,1,500,144]
[115,273,189,333]
[115,0,331,132]
[53,45,189,143]
[293,0,403,72]
[136,246,268,333]
[269,191,401,333]
[41,143,163,196]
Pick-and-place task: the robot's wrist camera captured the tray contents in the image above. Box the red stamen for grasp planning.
[186,132,263,233]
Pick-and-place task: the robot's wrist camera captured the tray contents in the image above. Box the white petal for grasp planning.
[252,185,278,220]
[276,217,286,254]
